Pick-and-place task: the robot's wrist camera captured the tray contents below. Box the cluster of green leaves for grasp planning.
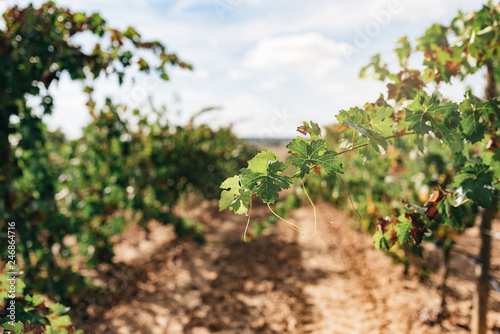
[220,2,500,255]
[0,0,183,311]
[8,108,97,306]
[4,98,256,311]
[278,3,500,275]
[220,121,343,218]
[0,0,257,324]
[352,1,500,252]
[0,0,191,228]
[50,100,257,269]
[0,263,82,334]
[319,123,472,227]
[0,1,190,106]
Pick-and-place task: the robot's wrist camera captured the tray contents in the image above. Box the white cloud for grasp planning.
[228,69,251,80]
[394,0,483,23]
[259,75,287,90]
[244,33,344,77]
[176,68,210,79]
[3,0,491,140]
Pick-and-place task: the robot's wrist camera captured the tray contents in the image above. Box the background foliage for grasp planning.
[0,2,257,332]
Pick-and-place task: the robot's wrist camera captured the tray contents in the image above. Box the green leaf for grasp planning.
[373,231,389,250]
[369,106,394,136]
[241,151,292,204]
[2,321,24,334]
[219,175,251,215]
[247,150,278,174]
[453,164,494,208]
[307,121,322,138]
[387,70,424,101]
[0,264,26,300]
[25,294,44,307]
[317,150,344,175]
[437,200,464,229]
[342,122,389,154]
[359,54,390,81]
[297,121,322,140]
[396,218,412,244]
[394,36,411,68]
[432,120,458,148]
[251,173,291,204]
[481,98,500,128]
[335,107,365,125]
[459,93,487,143]
[405,107,432,134]
[483,147,500,180]
[417,23,448,50]
[342,121,371,137]
[49,314,72,329]
[287,138,343,178]
[73,12,87,23]
[404,92,460,147]
[49,302,71,315]
[123,26,140,41]
[287,137,319,177]
[336,106,393,161]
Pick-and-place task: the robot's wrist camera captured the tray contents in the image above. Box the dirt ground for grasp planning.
[77,199,500,333]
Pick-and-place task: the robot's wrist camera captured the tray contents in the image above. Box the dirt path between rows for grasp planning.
[78,199,500,333]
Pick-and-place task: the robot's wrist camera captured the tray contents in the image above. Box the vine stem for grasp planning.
[301,180,318,237]
[351,130,356,150]
[337,131,417,156]
[300,180,336,236]
[458,198,471,206]
[243,198,253,242]
[337,174,361,221]
[267,203,304,235]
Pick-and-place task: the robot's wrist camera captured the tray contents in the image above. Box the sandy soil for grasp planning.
[77,199,500,333]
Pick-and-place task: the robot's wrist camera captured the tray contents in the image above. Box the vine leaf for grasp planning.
[483,146,500,181]
[437,200,465,229]
[374,217,396,249]
[404,92,460,147]
[23,323,45,334]
[373,231,390,250]
[369,106,394,136]
[241,150,292,204]
[377,217,391,232]
[335,107,368,132]
[287,138,343,178]
[482,98,500,128]
[452,164,494,208]
[1,322,24,334]
[459,92,487,144]
[219,175,251,215]
[387,70,424,101]
[390,229,399,245]
[297,120,322,140]
[359,54,390,81]
[247,150,277,174]
[341,122,388,154]
[405,212,428,246]
[394,36,412,68]
[423,187,445,220]
[396,217,411,244]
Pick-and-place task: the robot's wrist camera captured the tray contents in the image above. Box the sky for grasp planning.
[1,0,489,139]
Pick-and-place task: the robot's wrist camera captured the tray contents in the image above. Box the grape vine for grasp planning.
[220,2,500,250]
[220,3,500,330]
